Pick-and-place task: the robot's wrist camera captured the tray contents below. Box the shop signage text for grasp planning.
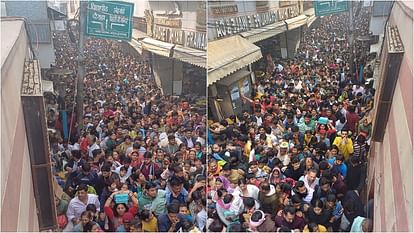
[278,5,300,20]
[186,31,206,50]
[214,5,299,39]
[86,1,134,41]
[154,18,182,28]
[153,25,184,45]
[211,5,238,15]
[153,25,206,50]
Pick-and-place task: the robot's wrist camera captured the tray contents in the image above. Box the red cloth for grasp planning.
[104,206,137,221]
[80,137,89,153]
[346,112,360,133]
[136,162,160,180]
[103,110,114,118]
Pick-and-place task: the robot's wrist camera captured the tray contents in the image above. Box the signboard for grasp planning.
[153,25,184,45]
[153,25,207,50]
[86,1,134,41]
[155,18,182,28]
[314,0,348,16]
[213,5,299,39]
[280,1,297,7]
[211,5,238,15]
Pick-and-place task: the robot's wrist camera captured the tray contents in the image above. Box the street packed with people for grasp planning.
[207,8,374,233]
[47,31,207,232]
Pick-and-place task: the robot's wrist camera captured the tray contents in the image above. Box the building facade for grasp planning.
[366,1,413,232]
[1,18,40,232]
[3,1,57,69]
[207,0,317,121]
[128,1,207,97]
[1,17,58,231]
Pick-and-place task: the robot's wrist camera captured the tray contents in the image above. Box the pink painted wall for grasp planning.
[0,19,40,232]
[369,1,413,232]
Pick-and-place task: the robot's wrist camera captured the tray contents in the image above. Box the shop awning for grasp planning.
[208,35,262,86]
[303,8,316,16]
[173,45,206,68]
[216,70,252,86]
[304,8,317,27]
[47,6,67,20]
[284,14,308,30]
[132,29,147,40]
[141,38,174,58]
[128,39,143,55]
[307,15,317,27]
[241,21,287,43]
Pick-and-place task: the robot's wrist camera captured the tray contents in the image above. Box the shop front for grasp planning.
[128,2,207,97]
[208,35,262,120]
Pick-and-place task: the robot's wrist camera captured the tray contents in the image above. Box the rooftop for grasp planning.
[0,17,25,69]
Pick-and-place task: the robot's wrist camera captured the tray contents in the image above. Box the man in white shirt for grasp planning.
[251,110,263,127]
[88,135,100,158]
[352,84,365,96]
[65,184,100,231]
[179,128,197,149]
[299,168,319,204]
[277,63,284,72]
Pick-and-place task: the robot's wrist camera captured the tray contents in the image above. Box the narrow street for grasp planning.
[206,1,411,232]
[0,1,412,232]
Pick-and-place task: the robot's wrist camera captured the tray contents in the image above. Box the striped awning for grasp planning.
[141,38,174,58]
[240,21,287,43]
[132,29,147,40]
[128,39,143,55]
[173,45,206,68]
[307,15,317,27]
[208,35,262,86]
[284,14,308,30]
[304,8,317,27]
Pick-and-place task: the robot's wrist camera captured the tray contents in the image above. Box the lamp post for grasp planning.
[76,1,86,134]
[349,1,355,78]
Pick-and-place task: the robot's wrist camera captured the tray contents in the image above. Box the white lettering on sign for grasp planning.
[212,6,299,39]
[90,2,109,12]
[213,11,278,39]
[153,25,184,45]
[109,15,128,24]
[277,5,300,21]
[113,7,126,15]
[185,31,206,50]
[152,26,206,50]
[92,12,106,21]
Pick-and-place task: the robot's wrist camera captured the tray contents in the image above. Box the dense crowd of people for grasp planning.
[207,9,374,233]
[42,3,378,233]
[47,31,207,232]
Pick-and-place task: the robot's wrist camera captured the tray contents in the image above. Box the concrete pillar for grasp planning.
[286,28,301,58]
[172,60,183,96]
[208,85,222,121]
[152,54,183,96]
[280,32,288,59]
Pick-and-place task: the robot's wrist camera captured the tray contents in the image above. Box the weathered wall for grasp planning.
[0,19,39,232]
[369,1,413,232]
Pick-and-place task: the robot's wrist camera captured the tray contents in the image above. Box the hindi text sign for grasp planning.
[86,1,134,41]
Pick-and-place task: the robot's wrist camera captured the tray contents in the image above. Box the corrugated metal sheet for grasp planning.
[27,22,51,43]
[208,35,262,86]
[4,1,48,21]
